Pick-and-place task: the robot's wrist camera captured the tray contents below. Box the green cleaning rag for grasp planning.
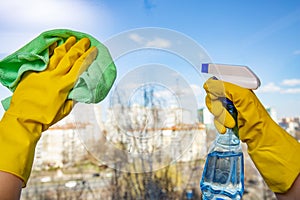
[0,29,116,110]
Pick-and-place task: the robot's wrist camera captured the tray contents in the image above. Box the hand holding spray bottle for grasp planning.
[200,63,261,200]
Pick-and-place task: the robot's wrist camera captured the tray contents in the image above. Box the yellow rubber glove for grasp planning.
[203,78,300,193]
[0,36,98,187]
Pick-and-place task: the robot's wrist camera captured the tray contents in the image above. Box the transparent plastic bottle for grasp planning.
[200,98,244,200]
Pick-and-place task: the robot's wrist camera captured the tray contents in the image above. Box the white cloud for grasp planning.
[129,33,145,43]
[281,79,300,86]
[281,88,300,94]
[257,81,300,94]
[256,82,281,93]
[128,33,171,48]
[145,37,171,48]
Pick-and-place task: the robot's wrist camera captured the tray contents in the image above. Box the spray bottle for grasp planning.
[200,63,260,200]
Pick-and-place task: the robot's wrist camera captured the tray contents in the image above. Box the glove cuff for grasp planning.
[0,112,42,187]
[247,120,300,193]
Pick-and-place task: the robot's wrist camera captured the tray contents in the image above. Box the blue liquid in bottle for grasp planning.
[200,98,244,200]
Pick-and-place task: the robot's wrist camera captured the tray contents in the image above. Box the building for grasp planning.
[278,117,300,138]
[33,119,87,170]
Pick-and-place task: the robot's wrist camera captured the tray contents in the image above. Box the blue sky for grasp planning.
[0,0,300,118]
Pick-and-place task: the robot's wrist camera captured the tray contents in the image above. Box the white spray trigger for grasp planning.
[201,63,261,90]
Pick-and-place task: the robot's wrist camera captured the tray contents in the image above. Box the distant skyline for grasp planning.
[0,0,300,118]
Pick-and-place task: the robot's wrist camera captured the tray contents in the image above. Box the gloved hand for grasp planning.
[203,78,300,193]
[0,36,98,187]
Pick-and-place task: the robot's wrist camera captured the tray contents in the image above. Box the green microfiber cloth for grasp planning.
[0,29,116,110]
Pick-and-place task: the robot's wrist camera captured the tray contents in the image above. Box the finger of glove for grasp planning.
[43,100,74,131]
[67,46,98,81]
[55,38,91,75]
[204,77,259,116]
[52,100,74,125]
[203,78,228,99]
[205,94,223,116]
[205,95,236,128]
[48,36,77,71]
[203,77,249,103]
[214,118,227,134]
